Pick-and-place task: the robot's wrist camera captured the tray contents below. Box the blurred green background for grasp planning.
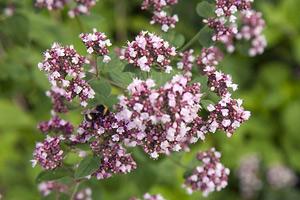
[1,0,300,199]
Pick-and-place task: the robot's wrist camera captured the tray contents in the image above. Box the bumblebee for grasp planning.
[81,104,110,123]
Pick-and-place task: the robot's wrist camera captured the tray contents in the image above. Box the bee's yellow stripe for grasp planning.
[103,105,108,115]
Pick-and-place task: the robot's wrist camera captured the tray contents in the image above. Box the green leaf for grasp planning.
[75,154,101,179]
[191,75,209,92]
[86,94,107,107]
[109,66,135,87]
[183,168,194,179]
[201,99,215,111]
[173,34,185,48]
[196,1,215,19]
[198,25,215,48]
[149,70,163,86]
[36,168,71,183]
[123,63,140,73]
[74,143,91,151]
[163,30,185,48]
[99,53,120,72]
[89,78,112,99]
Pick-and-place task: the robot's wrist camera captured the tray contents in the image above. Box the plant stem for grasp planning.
[75,15,87,33]
[94,56,99,77]
[62,164,76,179]
[86,70,127,89]
[70,182,80,200]
[54,181,59,200]
[179,29,202,52]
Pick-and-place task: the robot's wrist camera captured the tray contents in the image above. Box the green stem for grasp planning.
[179,29,202,52]
[94,56,99,77]
[61,164,76,179]
[75,15,87,33]
[86,71,126,89]
[55,181,59,200]
[70,182,80,200]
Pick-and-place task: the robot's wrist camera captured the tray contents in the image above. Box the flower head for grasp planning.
[182,148,230,196]
[31,135,65,170]
[79,28,112,57]
[38,43,95,109]
[141,0,178,11]
[116,74,206,158]
[123,31,176,73]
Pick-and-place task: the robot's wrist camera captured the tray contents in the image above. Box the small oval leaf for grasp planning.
[173,34,185,48]
[196,1,215,19]
[198,25,215,48]
[201,99,215,111]
[89,78,112,99]
[99,52,120,72]
[123,63,140,73]
[191,75,209,92]
[36,168,71,183]
[75,154,101,179]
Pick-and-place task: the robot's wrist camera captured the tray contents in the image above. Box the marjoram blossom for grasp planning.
[38,43,95,109]
[116,74,206,159]
[79,28,112,61]
[123,31,176,73]
[71,112,137,179]
[130,193,166,200]
[31,135,65,170]
[182,148,230,197]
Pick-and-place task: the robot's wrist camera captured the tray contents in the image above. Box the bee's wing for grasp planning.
[81,107,100,115]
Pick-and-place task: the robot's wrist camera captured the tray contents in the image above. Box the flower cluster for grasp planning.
[123,31,176,73]
[141,0,178,11]
[37,115,74,136]
[197,47,237,96]
[235,154,262,199]
[69,0,98,18]
[150,11,179,32]
[182,148,230,196]
[266,163,298,190]
[203,17,236,46]
[34,0,98,18]
[3,5,15,16]
[215,0,253,23]
[38,181,68,196]
[236,10,267,56]
[79,28,112,61]
[204,65,238,96]
[31,135,64,170]
[38,181,92,199]
[130,193,166,200]
[195,46,251,136]
[177,49,195,77]
[46,85,69,114]
[203,0,255,52]
[116,75,206,159]
[38,43,95,108]
[141,0,179,32]
[74,188,92,200]
[35,0,69,11]
[207,94,251,137]
[197,47,224,72]
[71,112,137,179]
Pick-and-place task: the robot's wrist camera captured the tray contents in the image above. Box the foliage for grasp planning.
[0,0,300,199]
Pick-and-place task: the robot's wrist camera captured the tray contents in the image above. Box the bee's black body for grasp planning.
[81,104,110,123]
